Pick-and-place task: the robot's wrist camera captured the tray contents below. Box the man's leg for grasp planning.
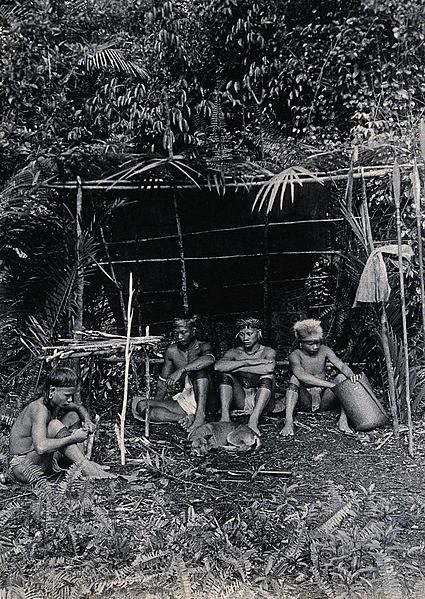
[248,376,274,435]
[50,420,114,478]
[321,374,354,434]
[134,397,187,422]
[218,373,245,422]
[280,376,301,437]
[185,370,210,433]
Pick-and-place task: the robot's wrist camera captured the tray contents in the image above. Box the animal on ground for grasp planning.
[189,421,261,456]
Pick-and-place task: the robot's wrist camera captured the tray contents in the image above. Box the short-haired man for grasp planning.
[280,318,357,437]
[8,367,114,482]
[215,318,276,435]
[132,317,215,433]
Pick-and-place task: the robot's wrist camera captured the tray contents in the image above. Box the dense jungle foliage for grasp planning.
[0,0,425,414]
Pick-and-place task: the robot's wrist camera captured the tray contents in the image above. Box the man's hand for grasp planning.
[82,419,96,433]
[349,373,362,383]
[71,429,89,443]
[167,368,185,390]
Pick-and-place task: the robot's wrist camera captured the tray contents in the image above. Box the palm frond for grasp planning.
[82,44,148,81]
[252,166,324,213]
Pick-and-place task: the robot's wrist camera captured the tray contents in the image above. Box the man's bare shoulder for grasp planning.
[199,340,213,353]
[262,345,276,357]
[17,399,49,422]
[289,348,302,361]
[223,347,239,359]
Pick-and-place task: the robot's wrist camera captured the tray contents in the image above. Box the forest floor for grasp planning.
[1,410,425,599]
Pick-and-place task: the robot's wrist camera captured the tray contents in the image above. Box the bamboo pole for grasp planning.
[263,213,270,336]
[73,177,84,403]
[361,173,399,438]
[144,346,151,438]
[118,273,135,465]
[173,193,189,315]
[411,161,425,341]
[393,160,414,457]
[96,249,347,266]
[42,161,425,191]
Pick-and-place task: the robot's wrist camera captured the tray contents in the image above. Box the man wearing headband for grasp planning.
[215,317,276,435]
[132,317,216,433]
[280,318,358,437]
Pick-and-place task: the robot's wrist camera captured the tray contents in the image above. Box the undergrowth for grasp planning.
[1,446,425,599]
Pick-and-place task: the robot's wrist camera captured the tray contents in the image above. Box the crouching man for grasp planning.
[132,317,216,434]
[215,318,276,435]
[8,367,114,482]
[280,319,358,437]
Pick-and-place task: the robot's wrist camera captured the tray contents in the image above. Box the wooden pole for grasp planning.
[411,161,425,341]
[393,160,414,456]
[361,173,399,438]
[144,346,151,438]
[74,177,84,335]
[263,213,270,337]
[173,193,189,315]
[118,273,134,465]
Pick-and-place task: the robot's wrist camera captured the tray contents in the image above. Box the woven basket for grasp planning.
[333,373,387,431]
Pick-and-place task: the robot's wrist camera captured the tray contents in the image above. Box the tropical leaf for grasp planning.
[252,166,324,213]
[81,43,148,81]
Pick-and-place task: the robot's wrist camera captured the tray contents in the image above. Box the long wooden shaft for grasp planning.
[393,160,414,456]
[119,273,134,465]
[144,349,151,438]
[173,194,189,314]
[411,162,425,341]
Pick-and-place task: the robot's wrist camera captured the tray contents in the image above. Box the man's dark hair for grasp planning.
[236,317,263,331]
[173,315,198,329]
[44,367,78,391]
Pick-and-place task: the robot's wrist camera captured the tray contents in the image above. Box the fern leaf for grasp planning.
[173,555,193,599]
[312,502,354,537]
[375,552,403,599]
[311,566,337,599]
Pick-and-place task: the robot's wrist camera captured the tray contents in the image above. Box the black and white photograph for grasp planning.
[1,1,425,597]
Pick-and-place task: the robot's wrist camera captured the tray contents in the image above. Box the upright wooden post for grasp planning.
[174,193,189,315]
[361,173,399,438]
[263,213,270,336]
[144,347,151,438]
[393,160,414,457]
[75,176,84,335]
[118,273,134,465]
[411,161,425,341]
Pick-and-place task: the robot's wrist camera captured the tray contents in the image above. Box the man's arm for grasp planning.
[155,348,175,401]
[167,342,215,389]
[61,402,94,432]
[290,351,335,388]
[232,348,276,375]
[31,405,87,455]
[215,349,247,373]
[325,348,354,378]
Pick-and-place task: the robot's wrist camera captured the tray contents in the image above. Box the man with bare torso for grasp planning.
[215,318,276,435]
[8,367,114,482]
[132,317,215,433]
[280,319,358,437]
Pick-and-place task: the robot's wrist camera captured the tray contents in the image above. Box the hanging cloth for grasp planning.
[353,244,413,306]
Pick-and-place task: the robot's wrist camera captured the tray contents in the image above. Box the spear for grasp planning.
[393,159,414,457]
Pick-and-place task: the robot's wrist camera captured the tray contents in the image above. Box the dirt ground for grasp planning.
[2,410,425,598]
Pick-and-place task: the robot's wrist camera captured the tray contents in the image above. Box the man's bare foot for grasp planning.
[280,422,294,437]
[187,417,206,435]
[179,414,195,431]
[337,420,355,436]
[247,417,260,436]
[81,460,116,479]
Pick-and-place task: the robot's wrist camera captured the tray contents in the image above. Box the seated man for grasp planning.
[132,316,215,433]
[215,317,276,435]
[8,367,114,482]
[280,319,357,437]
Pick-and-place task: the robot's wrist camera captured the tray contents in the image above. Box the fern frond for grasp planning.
[375,552,403,599]
[82,44,148,81]
[311,565,337,599]
[312,502,354,537]
[173,555,193,599]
